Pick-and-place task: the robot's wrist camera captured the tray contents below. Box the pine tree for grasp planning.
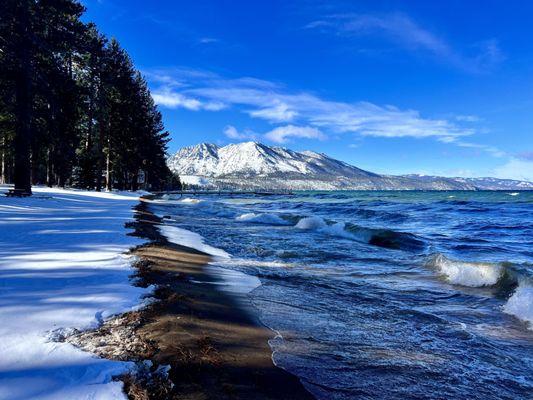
[0,0,174,194]
[0,0,34,194]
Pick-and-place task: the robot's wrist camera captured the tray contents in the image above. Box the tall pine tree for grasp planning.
[0,0,174,194]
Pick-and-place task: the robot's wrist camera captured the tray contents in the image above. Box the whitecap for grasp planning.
[295,216,327,230]
[427,253,503,287]
[179,197,203,204]
[295,217,358,240]
[236,212,290,225]
[503,282,533,330]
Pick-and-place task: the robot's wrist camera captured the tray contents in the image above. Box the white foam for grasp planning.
[508,192,520,196]
[503,282,533,330]
[205,264,261,295]
[236,212,289,225]
[428,254,503,287]
[179,197,203,204]
[295,216,354,239]
[295,216,327,230]
[159,223,261,302]
[158,225,230,259]
[217,258,295,269]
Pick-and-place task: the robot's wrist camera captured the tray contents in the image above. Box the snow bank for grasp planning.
[0,186,150,400]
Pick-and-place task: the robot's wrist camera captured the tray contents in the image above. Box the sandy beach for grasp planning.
[69,200,313,399]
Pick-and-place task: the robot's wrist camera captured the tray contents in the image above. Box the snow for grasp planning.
[158,224,230,259]
[0,186,150,400]
[167,141,532,190]
[179,175,211,187]
[167,141,357,179]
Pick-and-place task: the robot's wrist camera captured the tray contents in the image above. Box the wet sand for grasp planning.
[120,200,314,399]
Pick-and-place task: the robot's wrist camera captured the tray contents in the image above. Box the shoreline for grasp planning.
[70,199,314,399]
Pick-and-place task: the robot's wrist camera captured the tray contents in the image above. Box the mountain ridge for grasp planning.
[167,142,533,190]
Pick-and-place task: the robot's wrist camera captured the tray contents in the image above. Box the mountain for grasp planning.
[167,142,533,190]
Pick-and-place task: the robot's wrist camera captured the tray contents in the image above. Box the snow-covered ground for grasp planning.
[0,186,151,400]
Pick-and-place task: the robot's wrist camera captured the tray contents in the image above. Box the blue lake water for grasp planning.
[150,191,533,399]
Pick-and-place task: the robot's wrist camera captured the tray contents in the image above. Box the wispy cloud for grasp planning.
[146,67,495,150]
[453,140,506,158]
[264,125,325,143]
[455,115,481,122]
[517,151,533,161]
[223,125,257,140]
[198,37,219,44]
[305,13,504,73]
[249,100,298,122]
[493,158,533,181]
[152,88,226,111]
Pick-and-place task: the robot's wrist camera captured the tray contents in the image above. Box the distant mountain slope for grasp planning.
[167,142,533,190]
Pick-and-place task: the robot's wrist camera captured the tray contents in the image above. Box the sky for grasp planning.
[82,0,533,180]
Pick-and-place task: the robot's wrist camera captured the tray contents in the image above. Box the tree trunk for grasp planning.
[46,147,53,187]
[105,137,111,191]
[131,172,138,191]
[13,1,32,194]
[95,118,104,191]
[86,95,94,151]
[1,138,5,185]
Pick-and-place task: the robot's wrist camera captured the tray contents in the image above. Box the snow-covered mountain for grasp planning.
[167,142,533,190]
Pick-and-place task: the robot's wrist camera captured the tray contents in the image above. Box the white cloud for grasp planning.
[493,158,533,181]
[249,101,297,122]
[151,89,226,111]
[455,115,481,122]
[453,141,506,158]
[152,90,202,110]
[146,68,490,149]
[223,125,257,140]
[264,125,325,143]
[187,85,470,141]
[202,101,227,111]
[306,13,503,73]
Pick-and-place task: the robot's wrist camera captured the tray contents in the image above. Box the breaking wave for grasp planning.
[503,283,533,329]
[179,197,203,204]
[427,253,504,287]
[295,216,425,251]
[236,212,290,225]
[427,253,533,329]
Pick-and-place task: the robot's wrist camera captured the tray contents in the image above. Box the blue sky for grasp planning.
[83,0,533,180]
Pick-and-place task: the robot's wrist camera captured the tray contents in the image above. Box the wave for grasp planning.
[503,283,533,329]
[427,253,533,329]
[161,196,239,218]
[427,253,503,287]
[236,212,290,225]
[152,196,204,205]
[294,216,425,251]
[179,197,203,204]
